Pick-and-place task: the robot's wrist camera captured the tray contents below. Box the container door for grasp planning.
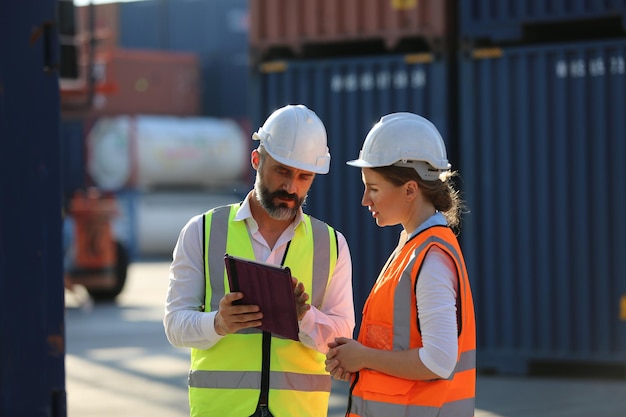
[0,0,66,415]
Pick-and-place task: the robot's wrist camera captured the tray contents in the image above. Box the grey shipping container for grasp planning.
[459,39,626,374]
[250,53,450,330]
[460,0,626,44]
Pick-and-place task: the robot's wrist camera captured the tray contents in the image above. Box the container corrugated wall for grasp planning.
[250,0,453,60]
[459,39,626,373]
[460,0,626,43]
[251,53,450,328]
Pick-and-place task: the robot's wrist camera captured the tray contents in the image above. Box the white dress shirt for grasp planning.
[164,192,355,354]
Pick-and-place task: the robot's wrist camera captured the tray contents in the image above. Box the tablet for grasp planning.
[224,254,299,341]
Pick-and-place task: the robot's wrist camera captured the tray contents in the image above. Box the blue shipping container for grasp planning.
[169,0,249,118]
[119,0,168,49]
[199,51,250,118]
[0,0,66,414]
[460,0,626,42]
[60,119,87,200]
[120,0,248,51]
[167,0,248,54]
[459,39,626,373]
[251,53,450,330]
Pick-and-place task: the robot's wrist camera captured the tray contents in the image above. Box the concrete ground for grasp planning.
[65,261,626,417]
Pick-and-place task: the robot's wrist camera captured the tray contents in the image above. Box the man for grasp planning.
[164,104,355,417]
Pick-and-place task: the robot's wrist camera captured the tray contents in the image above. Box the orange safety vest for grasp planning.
[348,225,476,417]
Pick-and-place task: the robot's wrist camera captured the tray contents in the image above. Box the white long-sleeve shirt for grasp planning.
[410,213,460,379]
[164,193,355,354]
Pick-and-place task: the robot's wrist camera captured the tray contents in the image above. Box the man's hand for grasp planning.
[214,292,263,335]
[293,277,310,321]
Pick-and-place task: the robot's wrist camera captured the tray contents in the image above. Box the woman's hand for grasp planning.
[326,337,366,380]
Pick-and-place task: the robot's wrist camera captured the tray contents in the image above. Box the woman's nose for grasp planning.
[361,192,370,207]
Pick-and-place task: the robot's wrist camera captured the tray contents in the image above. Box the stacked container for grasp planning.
[61,2,202,118]
[458,1,626,374]
[87,49,200,116]
[118,0,250,119]
[249,0,452,61]
[249,0,458,331]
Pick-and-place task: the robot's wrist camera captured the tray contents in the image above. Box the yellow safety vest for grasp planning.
[189,204,338,417]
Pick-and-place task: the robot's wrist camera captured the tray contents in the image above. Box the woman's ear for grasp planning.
[405,180,418,201]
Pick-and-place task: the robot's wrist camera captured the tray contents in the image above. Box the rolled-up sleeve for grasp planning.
[298,231,355,354]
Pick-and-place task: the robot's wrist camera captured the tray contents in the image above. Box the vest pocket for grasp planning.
[363,322,393,350]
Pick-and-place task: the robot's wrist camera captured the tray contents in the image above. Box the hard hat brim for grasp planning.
[273,153,330,174]
[347,158,449,181]
[346,159,376,168]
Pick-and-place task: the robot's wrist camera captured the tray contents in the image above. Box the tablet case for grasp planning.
[224,254,300,341]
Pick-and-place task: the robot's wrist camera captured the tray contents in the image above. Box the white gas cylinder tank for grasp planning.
[87,115,249,190]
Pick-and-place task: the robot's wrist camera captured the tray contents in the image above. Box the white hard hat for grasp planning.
[346,112,451,181]
[252,104,331,174]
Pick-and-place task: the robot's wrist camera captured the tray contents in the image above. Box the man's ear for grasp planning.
[251,149,260,169]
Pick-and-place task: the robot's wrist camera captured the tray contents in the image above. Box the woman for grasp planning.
[325,112,476,417]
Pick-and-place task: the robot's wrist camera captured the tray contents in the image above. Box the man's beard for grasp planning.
[254,176,307,221]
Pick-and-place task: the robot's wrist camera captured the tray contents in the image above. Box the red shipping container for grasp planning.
[88,48,201,117]
[250,0,452,59]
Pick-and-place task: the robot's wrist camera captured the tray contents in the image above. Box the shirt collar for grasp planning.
[407,211,447,240]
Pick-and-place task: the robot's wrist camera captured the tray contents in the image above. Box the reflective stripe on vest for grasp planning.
[350,226,476,417]
[391,236,471,350]
[350,396,475,417]
[189,369,331,391]
[189,203,337,417]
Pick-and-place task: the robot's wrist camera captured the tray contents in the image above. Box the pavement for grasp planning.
[64,260,626,417]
